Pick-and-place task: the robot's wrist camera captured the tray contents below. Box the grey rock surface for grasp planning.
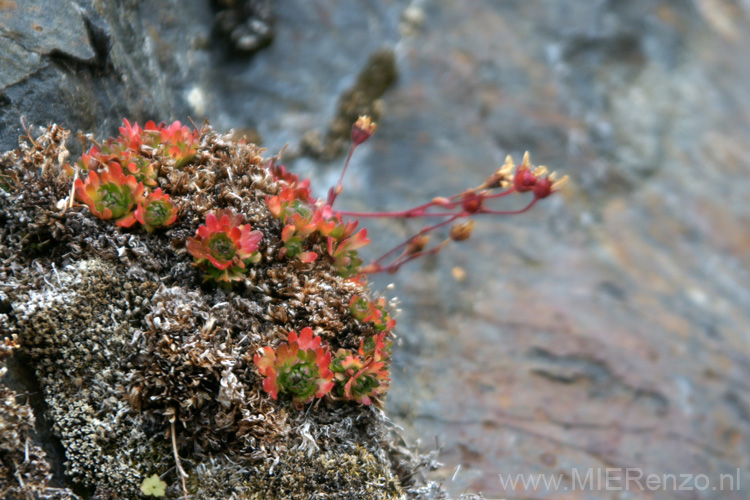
[0,0,213,148]
[2,0,749,499]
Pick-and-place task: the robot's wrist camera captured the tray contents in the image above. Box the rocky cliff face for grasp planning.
[2,1,749,499]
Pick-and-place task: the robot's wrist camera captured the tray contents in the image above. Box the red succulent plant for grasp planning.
[148,120,200,168]
[265,182,370,275]
[134,188,178,232]
[326,228,370,277]
[186,208,263,283]
[74,163,144,227]
[78,120,160,187]
[119,118,146,150]
[330,332,391,406]
[253,328,335,407]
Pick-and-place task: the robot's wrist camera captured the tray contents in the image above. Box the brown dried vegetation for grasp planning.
[0,124,455,499]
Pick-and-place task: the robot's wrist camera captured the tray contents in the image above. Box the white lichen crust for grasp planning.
[8,259,170,496]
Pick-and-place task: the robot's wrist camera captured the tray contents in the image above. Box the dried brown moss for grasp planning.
[189,445,403,500]
[0,123,441,499]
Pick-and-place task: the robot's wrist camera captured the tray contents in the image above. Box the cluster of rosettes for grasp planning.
[186,208,263,283]
[73,119,197,231]
[254,292,395,407]
[266,165,370,277]
[253,326,392,407]
[73,119,266,285]
[115,118,200,169]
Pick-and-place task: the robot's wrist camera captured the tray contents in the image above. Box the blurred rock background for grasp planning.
[2,0,749,498]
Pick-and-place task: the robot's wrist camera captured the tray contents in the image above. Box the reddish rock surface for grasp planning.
[357,2,750,498]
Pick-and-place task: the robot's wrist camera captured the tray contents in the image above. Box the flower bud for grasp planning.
[460,191,484,213]
[450,220,475,242]
[513,166,538,192]
[533,173,568,199]
[533,177,553,199]
[351,116,377,145]
[405,234,429,255]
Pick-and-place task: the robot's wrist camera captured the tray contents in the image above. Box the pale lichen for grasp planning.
[6,259,169,497]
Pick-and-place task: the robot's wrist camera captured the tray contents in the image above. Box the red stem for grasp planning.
[369,239,450,274]
[362,198,538,274]
[328,144,357,207]
[337,187,516,219]
[320,136,539,274]
[373,214,460,267]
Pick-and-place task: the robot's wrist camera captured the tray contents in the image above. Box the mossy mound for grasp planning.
[0,124,450,499]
